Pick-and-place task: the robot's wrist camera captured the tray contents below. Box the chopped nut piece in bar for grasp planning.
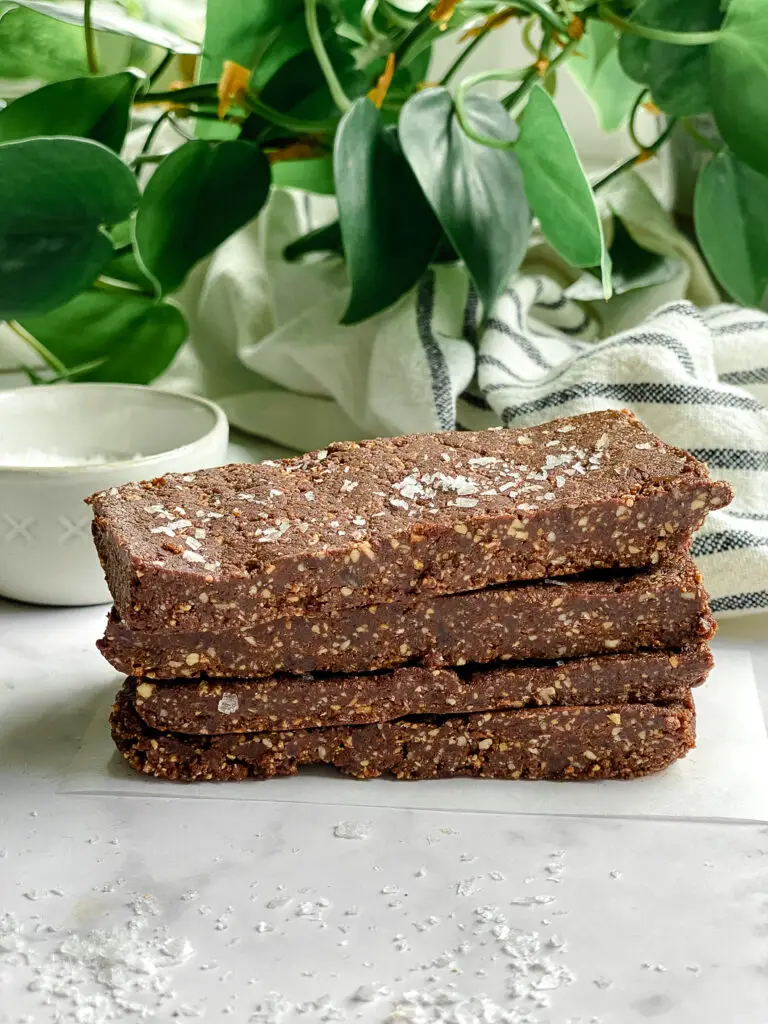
[111,687,696,781]
[88,410,732,632]
[99,554,714,679]
[127,643,711,734]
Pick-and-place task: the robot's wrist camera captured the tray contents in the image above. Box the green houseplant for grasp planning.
[0,0,766,385]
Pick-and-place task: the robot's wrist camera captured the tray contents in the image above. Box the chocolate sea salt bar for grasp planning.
[126,643,712,734]
[112,687,696,782]
[99,554,714,679]
[89,409,732,632]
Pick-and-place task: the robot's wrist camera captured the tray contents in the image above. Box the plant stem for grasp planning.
[592,117,678,191]
[600,6,722,46]
[514,0,569,36]
[393,7,435,65]
[132,108,173,171]
[83,0,99,74]
[361,0,384,41]
[244,92,339,134]
[131,152,168,165]
[502,36,577,111]
[381,0,416,30]
[150,49,174,87]
[682,118,721,154]
[455,68,528,149]
[439,28,491,85]
[627,88,650,150]
[305,0,351,112]
[6,321,67,375]
[141,83,218,104]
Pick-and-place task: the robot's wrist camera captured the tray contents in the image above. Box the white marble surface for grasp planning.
[2,599,768,1024]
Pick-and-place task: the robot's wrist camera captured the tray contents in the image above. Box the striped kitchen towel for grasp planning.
[463,283,768,617]
[178,192,767,616]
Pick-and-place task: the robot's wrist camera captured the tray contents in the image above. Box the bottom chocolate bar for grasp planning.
[112,688,695,783]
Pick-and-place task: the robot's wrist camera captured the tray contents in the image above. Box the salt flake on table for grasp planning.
[332,821,370,841]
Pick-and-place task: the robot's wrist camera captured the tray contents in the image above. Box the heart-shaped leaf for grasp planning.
[134,139,272,296]
[20,287,187,384]
[335,98,441,323]
[710,0,768,176]
[567,20,640,132]
[0,70,143,151]
[10,0,199,53]
[399,86,531,315]
[694,149,768,307]
[516,85,605,271]
[619,0,723,116]
[0,136,139,319]
[0,5,88,79]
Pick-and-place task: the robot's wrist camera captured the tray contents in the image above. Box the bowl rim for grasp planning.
[0,383,228,476]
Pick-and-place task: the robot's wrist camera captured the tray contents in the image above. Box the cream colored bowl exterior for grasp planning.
[0,386,229,606]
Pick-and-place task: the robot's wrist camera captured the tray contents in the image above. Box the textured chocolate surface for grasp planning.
[112,688,696,782]
[89,410,732,632]
[127,643,711,734]
[99,555,714,679]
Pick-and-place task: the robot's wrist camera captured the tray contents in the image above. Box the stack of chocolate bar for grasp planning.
[89,410,732,784]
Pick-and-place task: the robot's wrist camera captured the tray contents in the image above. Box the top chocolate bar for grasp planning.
[88,410,732,632]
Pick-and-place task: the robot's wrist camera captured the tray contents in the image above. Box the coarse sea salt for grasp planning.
[0,899,193,1021]
[333,821,370,841]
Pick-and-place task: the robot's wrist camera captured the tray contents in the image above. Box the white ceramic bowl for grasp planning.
[0,384,229,606]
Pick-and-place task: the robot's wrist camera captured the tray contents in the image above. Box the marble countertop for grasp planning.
[2,600,767,1024]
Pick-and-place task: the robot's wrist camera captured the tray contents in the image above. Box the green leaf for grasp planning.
[0,6,88,79]
[399,87,531,315]
[710,0,768,176]
[134,139,272,296]
[200,0,301,83]
[256,29,367,129]
[335,98,441,323]
[272,155,335,194]
[0,71,143,151]
[238,13,367,143]
[567,21,641,132]
[0,137,139,320]
[10,0,199,52]
[566,219,679,300]
[283,220,343,262]
[250,10,313,91]
[20,287,188,385]
[516,85,605,272]
[694,149,768,307]
[619,0,723,116]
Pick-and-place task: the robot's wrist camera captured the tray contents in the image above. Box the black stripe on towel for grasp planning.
[710,320,768,337]
[462,282,480,347]
[691,530,768,557]
[485,317,553,371]
[416,272,455,431]
[720,366,768,386]
[722,509,768,522]
[500,381,765,422]
[479,331,697,393]
[691,449,768,472]
[710,591,768,613]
